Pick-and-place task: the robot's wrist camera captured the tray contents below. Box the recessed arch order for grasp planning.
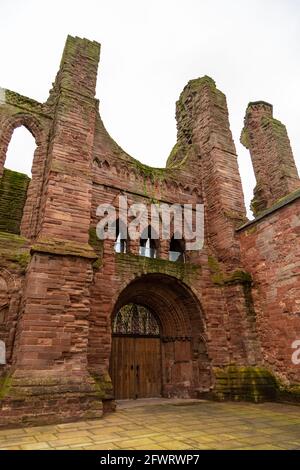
[110,273,212,399]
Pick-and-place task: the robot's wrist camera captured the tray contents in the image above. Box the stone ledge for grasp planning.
[3,89,51,118]
[237,188,300,232]
[31,238,98,259]
[115,252,201,281]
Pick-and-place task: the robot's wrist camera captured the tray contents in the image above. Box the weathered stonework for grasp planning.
[241,101,300,216]
[238,196,300,390]
[0,36,299,427]
[0,169,30,234]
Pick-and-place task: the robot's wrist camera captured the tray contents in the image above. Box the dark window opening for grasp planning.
[169,235,186,262]
[114,219,128,254]
[139,225,159,258]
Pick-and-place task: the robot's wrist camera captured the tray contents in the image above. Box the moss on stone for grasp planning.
[179,76,216,104]
[208,256,252,286]
[0,168,30,234]
[245,225,257,235]
[84,39,101,61]
[261,116,286,135]
[115,252,200,283]
[213,366,278,403]
[240,127,250,149]
[225,270,252,285]
[218,270,252,286]
[207,255,220,273]
[92,258,102,270]
[208,255,224,285]
[166,142,193,169]
[91,373,113,399]
[89,227,103,250]
[0,374,12,400]
[272,188,300,208]
[250,199,261,217]
[5,89,43,114]
[167,76,225,169]
[10,252,31,272]
[0,231,28,245]
[166,142,180,168]
[223,209,247,223]
[277,383,300,404]
[238,187,300,232]
[89,227,103,267]
[0,231,30,273]
[131,159,166,184]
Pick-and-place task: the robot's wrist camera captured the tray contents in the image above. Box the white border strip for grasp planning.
[0,87,6,105]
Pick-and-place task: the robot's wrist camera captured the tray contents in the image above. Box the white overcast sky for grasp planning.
[1,0,300,217]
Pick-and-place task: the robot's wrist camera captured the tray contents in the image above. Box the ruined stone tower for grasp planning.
[0,36,299,427]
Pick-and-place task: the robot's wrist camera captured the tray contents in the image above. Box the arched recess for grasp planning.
[0,113,47,238]
[109,274,212,399]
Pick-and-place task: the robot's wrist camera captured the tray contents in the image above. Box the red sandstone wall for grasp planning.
[239,199,300,384]
[88,168,261,397]
[2,34,294,426]
[86,74,264,398]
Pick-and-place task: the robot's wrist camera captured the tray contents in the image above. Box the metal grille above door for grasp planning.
[112,303,160,337]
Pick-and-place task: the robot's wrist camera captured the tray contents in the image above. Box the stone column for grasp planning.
[171,76,247,270]
[0,36,103,427]
[241,101,300,216]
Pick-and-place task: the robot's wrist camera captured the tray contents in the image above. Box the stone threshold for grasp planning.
[116,397,207,409]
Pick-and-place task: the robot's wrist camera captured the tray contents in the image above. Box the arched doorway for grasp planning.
[111,304,162,399]
[109,274,211,400]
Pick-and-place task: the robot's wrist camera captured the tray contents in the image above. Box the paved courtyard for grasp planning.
[0,399,299,450]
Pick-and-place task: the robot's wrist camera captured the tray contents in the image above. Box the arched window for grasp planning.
[113,304,160,337]
[4,126,36,176]
[0,125,36,235]
[114,219,128,254]
[169,235,186,262]
[139,225,159,258]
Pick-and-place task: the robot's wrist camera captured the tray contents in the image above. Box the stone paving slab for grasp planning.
[0,400,299,450]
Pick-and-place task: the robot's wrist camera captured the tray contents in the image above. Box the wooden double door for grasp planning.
[111,335,162,399]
